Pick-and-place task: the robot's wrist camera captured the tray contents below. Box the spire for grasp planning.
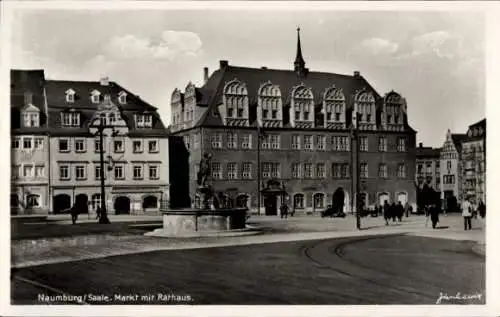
[294,27,308,78]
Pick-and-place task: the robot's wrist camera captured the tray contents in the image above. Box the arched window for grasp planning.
[313,193,325,210]
[223,79,249,121]
[384,92,404,126]
[258,82,282,126]
[143,195,158,209]
[184,83,196,122]
[291,85,314,127]
[293,193,305,209]
[26,194,41,208]
[323,86,345,125]
[355,91,375,125]
[171,89,182,125]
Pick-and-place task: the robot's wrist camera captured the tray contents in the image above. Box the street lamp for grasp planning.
[351,111,361,230]
[256,124,266,216]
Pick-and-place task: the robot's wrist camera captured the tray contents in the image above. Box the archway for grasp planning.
[75,194,89,213]
[396,192,408,205]
[332,187,345,213]
[378,192,390,206]
[143,195,158,209]
[114,196,131,215]
[53,194,71,214]
[236,194,250,208]
[313,193,325,211]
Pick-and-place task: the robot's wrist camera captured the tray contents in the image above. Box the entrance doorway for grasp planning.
[332,188,345,213]
[264,194,278,216]
[75,194,89,213]
[114,196,131,215]
[396,192,408,205]
[313,193,325,212]
[378,192,390,206]
[53,194,71,214]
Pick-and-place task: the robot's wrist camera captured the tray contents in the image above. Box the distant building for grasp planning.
[415,142,441,191]
[439,129,467,211]
[10,70,50,214]
[169,28,418,215]
[461,119,486,204]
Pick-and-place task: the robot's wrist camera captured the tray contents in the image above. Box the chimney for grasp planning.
[353,71,360,77]
[203,67,209,83]
[24,91,33,105]
[219,60,229,69]
[419,142,423,148]
[100,77,109,86]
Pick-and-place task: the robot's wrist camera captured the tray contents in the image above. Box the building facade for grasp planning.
[439,129,467,211]
[11,70,50,214]
[169,29,417,215]
[461,119,486,205]
[416,142,441,191]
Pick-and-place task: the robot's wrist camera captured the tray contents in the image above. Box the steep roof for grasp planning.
[451,133,467,152]
[464,118,486,142]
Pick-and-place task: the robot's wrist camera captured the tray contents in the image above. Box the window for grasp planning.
[66,92,75,103]
[91,91,100,103]
[58,139,69,152]
[397,137,406,152]
[447,161,452,170]
[136,114,153,128]
[241,133,252,149]
[26,194,41,208]
[271,135,280,149]
[23,165,34,178]
[443,175,455,184]
[12,138,20,149]
[378,137,387,152]
[94,138,105,153]
[211,133,222,149]
[35,165,44,177]
[326,112,332,121]
[33,137,43,149]
[417,164,423,174]
[262,162,271,178]
[335,113,341,121]
[75,139,86,152]
[379,164,388,179]
[294,194,305,209]
[316,163,326,179]
[75,165,86,180]
[291,135,301,150]
[242,162,252,179]
[304,135,313,150]
[114,140,125,153]
[118,92,127,104]
[271,163,280,178]
[292,163,301,179]
[271,110,277,119]
[61,113,80,127]
[23,137,33,149]
[360,163,368,178]
[332,163,349,179]
[114,165,124,180]
[149,165,159,179]
[359,137,368,152]
[59,165,70,180]
[261,135,271,149]
[148,140,159,153]
[95,165,103,180]
[316,135,326,151]
[227,133,237,149]
[109,113,116,124]
[262,109,269,119]
[331,136,350,151]
[227,163,237,180]
[397,164,406,178]
[304,163,313,179]
[11,165,20,179]
[295,111,300,121]
[426,162,432,173]
[133,140,143,153]
[133,165,143,179]
[23,113,39,127]
[212,162,222,180]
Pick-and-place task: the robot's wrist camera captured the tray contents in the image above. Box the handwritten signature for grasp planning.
[436,292,483,304]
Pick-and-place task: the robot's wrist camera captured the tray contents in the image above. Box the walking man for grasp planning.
[383,200,390,226]
[280,203,289,219]
[461,197,473,230]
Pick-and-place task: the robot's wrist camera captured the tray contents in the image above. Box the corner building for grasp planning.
[169,29,417,215]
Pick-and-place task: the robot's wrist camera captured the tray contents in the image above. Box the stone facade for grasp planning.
[461,119,486,204]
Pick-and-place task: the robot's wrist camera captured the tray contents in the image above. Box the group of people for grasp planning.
[382,201,409,225]
[461,198,486,231]
[279,203,294,218]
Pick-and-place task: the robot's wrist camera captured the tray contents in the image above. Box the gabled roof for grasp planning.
[451,133,467,153]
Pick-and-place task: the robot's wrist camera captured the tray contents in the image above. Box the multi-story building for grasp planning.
[461,119,486,205]
[440,129,467,211]
[44,77,169,214]
[169,29,417,215]
[11,70,50,214]
[416,142,441,191]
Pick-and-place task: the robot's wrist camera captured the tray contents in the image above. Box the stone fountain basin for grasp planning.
[145,207,251,237]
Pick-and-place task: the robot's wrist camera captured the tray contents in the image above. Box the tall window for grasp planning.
[292,163,301,179]
[183,135,191,150]
[242,162,252,179]
[261,135,271,149]
[133,165,143,179]
[227,163,237,180]
[331,136,350,151]
[258,83,282,123]
[59,165,70,180]
[332,163,349,179]
[114,140,125,153]
[378,137,387,152]
[291,135,301,150]
[356,91,376,125]
[75,165,86,180]
[360,163,368,178]
[95,165,103,180]
[227,133,237,149]
[34,137,43,149]
[95,137,106,153]
[148,140,159,153]
[12,138,20,149]
[379,164,388,179]
[34,165,44,177]
[291,85,314,124]
[114,165,124,180]
[149,165,159,179]
[241,133,252,149]
[224,80,248,119]
[270,135,280,149]
[304,163,313,179]
[23,165,34,178]
[58,138,69,152]
[294,194,305,209]
[262,163,271,178]
[270,163,280,178]
[75,139,86,152]
[61,113,80,127]
[212,162,222,180]
[211,133,222,149]
[397,137,406,152]
[22,137,32,149]
[23,112,40,127]
[316,163,326,179]
[304,135,313,150]
[397,164,406,178]
[316,135,326,150]
[359,137,368,152]
[136,114,153,128]
[133,140,143,153]
[324,86,345,124]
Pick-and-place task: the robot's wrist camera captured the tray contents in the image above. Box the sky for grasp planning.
[10,7,485,148]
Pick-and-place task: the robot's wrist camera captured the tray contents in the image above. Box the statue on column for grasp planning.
[197,153,212,188]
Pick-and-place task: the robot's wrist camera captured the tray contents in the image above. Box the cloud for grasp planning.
[104,31,202,61]
[410,30,463,59]
[357,37,399,55]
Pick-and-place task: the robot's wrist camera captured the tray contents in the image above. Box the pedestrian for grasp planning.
[397,201,404,222]
[404,202,410,218]
[280,203,289,219]
[461,197,473,230]
[96,206,101,220]
[70,204,79,225]
[429,204,440,229]
[383,200,390,226]
[390,202,397,222]
[478,200,486,219]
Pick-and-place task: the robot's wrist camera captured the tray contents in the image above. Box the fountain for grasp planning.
[145,153,253,237]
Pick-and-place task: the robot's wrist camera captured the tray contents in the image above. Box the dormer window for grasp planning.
[222,79,249,126]
[323,86,345,128]
[65,89,75,103]
[136,114,153,128]
[118,91,127,104]
[21,104,40,128]
[61,112,80,127]
[91,90,101,104]
[291,84,314,128]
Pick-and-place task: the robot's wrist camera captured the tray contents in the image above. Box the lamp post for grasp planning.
[351,112,361,230]
[256,124,265,216]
